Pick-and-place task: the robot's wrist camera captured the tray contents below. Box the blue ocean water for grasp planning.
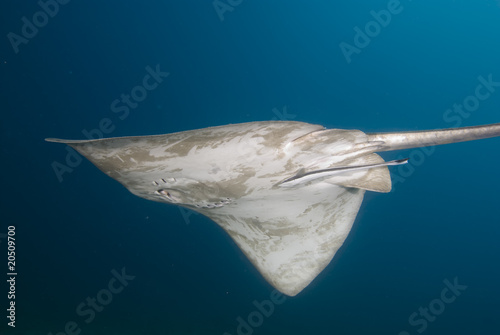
[1,1,500,334]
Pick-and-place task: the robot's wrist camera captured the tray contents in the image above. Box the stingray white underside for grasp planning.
[204,184,365,296]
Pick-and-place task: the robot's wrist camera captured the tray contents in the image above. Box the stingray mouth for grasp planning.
[193,198,232,209]
[154,188,233,209]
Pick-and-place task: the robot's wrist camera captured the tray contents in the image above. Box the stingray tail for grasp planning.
[366,123,500,152]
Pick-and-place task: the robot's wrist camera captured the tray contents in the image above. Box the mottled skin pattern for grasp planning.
[46,121,500,296]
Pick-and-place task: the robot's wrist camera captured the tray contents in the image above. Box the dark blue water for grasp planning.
[1,1,500,334]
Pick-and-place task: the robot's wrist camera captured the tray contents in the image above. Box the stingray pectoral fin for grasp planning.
[203,185,365,296]
[279,158,408,188]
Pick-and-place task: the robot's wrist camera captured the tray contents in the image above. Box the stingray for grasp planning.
[46,121,500,296]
